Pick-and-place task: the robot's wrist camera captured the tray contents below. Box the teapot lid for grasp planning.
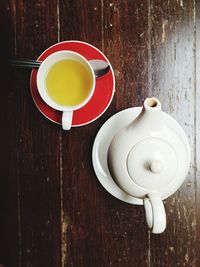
[127,137,177,190]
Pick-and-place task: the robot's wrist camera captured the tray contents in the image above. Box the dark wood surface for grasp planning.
[0,0,199,266]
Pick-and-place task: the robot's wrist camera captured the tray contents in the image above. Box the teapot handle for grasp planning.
[143,192,166,234]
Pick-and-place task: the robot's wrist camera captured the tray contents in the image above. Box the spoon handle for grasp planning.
[11,59,42,68]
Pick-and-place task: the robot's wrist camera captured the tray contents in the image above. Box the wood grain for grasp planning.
[14,0,62,265]
[148,1,197,266]
[0,0,62,266]
[196,0,200,266]
[0,2,19,266]
[0,0,200,266]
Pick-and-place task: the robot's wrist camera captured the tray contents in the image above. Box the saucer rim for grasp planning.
[30,40,115,127]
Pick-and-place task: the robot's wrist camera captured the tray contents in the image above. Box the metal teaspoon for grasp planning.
[11,59,110,78]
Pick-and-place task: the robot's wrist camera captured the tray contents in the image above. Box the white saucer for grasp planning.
[92,107,143,205]
[92,107,190,205]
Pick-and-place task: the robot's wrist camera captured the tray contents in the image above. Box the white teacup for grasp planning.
[37,50,96,130]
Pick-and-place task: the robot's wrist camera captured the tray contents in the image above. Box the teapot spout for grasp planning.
[128,97,165,133]
[144,97,161,110]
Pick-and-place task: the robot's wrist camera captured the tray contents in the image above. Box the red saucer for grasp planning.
[30,41,115,126]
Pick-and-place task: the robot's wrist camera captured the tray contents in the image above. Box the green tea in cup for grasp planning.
[45,59,93,106]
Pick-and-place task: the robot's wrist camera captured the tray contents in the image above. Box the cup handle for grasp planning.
[62,111,73,130]
[143,192,166,234]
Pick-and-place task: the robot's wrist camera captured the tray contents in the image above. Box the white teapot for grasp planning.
[107,97,190,233]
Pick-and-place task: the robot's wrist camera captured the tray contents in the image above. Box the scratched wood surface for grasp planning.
[0,0,199,266]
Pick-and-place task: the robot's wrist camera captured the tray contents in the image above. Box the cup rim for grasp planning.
[36,50,96,112]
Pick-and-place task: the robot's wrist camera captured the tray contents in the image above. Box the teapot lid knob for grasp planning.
[150,160,163,174]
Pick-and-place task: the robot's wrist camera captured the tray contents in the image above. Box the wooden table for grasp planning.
[0,0,199,266]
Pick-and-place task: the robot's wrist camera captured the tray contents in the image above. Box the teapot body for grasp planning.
[108,98,190,200]
[93,97,190,233]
